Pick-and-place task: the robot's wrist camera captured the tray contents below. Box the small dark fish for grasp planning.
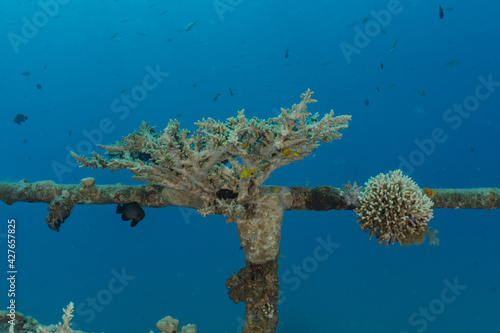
[148,3,157,9]
[414,88,426,96]
[229,87,233,96]
[109,32,121,40]
[137,32,147,37]
[116,202,145,227]
[285,48,289,58]
[138,153,151,161]
[120,19,130,23]
[380,62,384,69]
[14,114,28,125]
[160,9,169,15]
[69,130,72,136]
[376,87,380,92]
[214,93,221,101]
[22,71,30,76]
[216,189,238,199]
[439,6,444,19]
[43,63,47,70]
[364,99,370,106]
[492,286,497,292]
[361,17,369,23]
[176,113,182,118]
[470,147,474,152]
[445,60,461,67]
[36,83,42,89]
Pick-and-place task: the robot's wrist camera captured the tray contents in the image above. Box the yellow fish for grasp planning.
[239,168,256,179]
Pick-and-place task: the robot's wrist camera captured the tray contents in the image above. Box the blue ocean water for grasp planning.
[1,0,499,332]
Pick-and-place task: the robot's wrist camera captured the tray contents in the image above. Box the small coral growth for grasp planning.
[354,170,437,246]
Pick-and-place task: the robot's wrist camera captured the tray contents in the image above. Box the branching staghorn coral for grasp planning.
[72,89,351,265]
[72,89,349,218]
[35,302,83,333]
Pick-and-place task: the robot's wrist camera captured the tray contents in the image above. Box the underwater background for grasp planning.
[1,0,499,332]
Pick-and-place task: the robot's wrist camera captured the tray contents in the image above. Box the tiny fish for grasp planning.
[361,17,369,23]
[148,3,157,9]
[214,93,221,101]
[36,83,42,89]
[22,71,30,76]
[376,87,380,92]
[14,114,28,125]
[285,48,289,58]
[216,189,238,199]
[116,202,145,227]
[160,9,169,15]
[185,21,197,31]
[137,153,151,162]
[445,60,461,66]
[109,32,121,40]
[229,87,233,96]
[414,88,426,96]
[380,62,384,69]
[439,5,444,19]
[388,39,398,53]
[137,32,147,36]
[364,99,370,106]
